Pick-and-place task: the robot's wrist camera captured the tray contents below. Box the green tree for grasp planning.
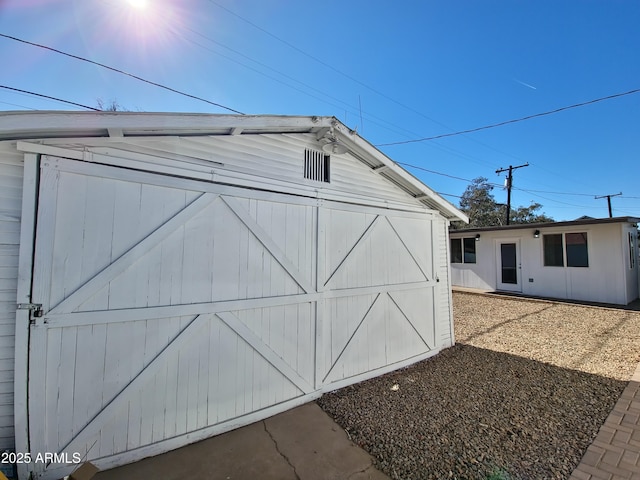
[510,203,554,224]
[455,177,554,227]
[457,177,504,228]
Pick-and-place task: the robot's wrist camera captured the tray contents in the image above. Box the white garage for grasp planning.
[0,111,467,479]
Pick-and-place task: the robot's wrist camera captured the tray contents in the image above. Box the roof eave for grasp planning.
[0,111,468,222]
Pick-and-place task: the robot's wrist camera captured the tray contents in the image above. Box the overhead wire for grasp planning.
[0,85,100,111]
[377,88,640,146]
[205,0,533,166]
[0,33,244,114]
[2,24,635,215]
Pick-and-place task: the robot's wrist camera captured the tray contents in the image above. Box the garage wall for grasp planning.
[48,134,426,212]
[0,145,22,449]
[21,154,450,480]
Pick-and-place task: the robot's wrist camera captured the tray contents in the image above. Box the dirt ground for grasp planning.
[318,291,640,479]
[453,290,640,381]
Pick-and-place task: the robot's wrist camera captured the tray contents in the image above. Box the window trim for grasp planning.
[542,231,589,268]
[450,237,476,264]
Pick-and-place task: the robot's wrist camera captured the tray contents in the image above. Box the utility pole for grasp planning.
[595,192,622,218]
[496,163,529,225]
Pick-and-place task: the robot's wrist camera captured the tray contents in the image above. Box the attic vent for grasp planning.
[304,149,330,183]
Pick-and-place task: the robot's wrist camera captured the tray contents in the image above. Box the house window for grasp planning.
[304,149,330,182]
[543,232,589,267]
[629,233,636,269]
[451,239,462,263]
[450,238,476,264]
[566,233,588,267]
[543,234,564,267]
[463,238,476,263]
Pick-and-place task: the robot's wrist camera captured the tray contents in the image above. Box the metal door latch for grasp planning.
[17,303,44,318]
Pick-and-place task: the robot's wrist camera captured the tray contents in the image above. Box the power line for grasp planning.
[595,192,622,218]
[377,88,640,146]
[0,33,244,114]
[206,0,450,128]
[206,0,532,164]
[0,85,100,111]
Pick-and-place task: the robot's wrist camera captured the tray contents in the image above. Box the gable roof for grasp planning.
[0,111,468,222]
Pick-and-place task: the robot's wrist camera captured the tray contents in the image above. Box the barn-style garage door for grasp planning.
[24,155,438,479]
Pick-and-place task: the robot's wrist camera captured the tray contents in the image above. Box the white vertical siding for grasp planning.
[0,147,23,449]
[435,219,454,347]
[52,134,425,211]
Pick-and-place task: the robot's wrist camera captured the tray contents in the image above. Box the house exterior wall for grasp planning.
[0,145,22,450]
[0,128,460,478]
[451,222,639,305]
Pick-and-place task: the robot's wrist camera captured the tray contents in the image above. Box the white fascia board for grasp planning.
[0,111,334,140]
[332,122,469,223]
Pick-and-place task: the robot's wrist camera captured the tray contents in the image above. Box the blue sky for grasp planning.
[1,0,639,221]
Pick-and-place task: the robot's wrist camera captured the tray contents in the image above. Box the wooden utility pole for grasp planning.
[496,163,529,225]
[595,192,622,218]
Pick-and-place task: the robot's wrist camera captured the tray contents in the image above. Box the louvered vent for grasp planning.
[304,149,330,183]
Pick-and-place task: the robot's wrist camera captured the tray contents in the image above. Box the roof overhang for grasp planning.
[450,216,640,234]
[0,111,468,222]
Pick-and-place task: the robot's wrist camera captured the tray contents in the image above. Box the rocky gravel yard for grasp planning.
[318,291,640,480]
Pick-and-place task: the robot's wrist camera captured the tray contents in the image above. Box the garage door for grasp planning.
[24,155,438,479]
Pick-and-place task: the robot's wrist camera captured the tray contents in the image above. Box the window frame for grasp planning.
[543,233,564,267]
[450,237,476,264]
[542,231,589,268]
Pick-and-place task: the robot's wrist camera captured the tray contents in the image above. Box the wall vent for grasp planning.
[304,149,330,183]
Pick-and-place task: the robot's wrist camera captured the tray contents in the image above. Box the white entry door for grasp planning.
[496,239,521,292]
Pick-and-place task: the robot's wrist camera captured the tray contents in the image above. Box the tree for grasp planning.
[456,177,504,228]
[509,203,554,224]
[454,177,554,228]
[96,98,126,111]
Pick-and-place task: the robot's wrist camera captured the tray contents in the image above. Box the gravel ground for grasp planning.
[317,291,640,480]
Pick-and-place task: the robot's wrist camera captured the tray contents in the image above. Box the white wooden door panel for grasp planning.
[27,158,317,479]
[319,205,437,387]
[24,155,442,479]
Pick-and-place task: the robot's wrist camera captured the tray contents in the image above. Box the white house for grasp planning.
[0,111,468,479]
[450,217,639,305]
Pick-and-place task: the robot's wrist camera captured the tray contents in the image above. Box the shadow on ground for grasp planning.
[317,344,626,480]
[485,290,640,312]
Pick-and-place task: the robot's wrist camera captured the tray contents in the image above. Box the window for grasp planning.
[566,233,588,267]
[629,233,636,269]
[450,238,476,264]
[304,149,330,182]
[543,232,589,268]
[543,234,563,267]
[463,238,476,263]
[451,238,462,263]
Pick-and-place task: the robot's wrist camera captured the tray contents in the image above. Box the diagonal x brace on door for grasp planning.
[58,312,211,456]
[49,192,220,315]
[386,292,433,350]
[216,311,313,394]
[385,217,430,282]
[321,293,382,383]
[221,196,315,293]
[323,215,382,288]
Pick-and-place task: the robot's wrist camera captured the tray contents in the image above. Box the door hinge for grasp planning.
[17,303,44,319]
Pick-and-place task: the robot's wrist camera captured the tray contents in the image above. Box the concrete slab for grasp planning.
[94,402,389,480]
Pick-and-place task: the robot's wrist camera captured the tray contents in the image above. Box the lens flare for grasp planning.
[127,0,148,9]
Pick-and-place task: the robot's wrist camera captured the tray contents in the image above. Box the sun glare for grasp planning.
[127,0,148,9]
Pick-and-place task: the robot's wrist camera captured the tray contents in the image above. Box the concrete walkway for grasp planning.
[93,402,389,480]
[570,363,640,480]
